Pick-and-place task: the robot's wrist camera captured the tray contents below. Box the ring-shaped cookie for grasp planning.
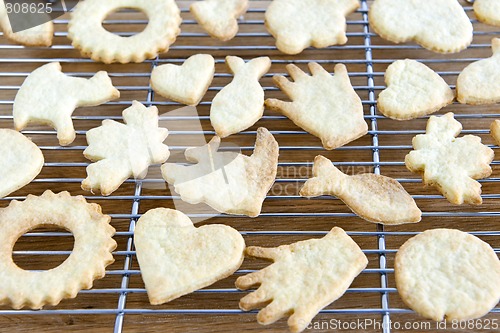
[0,190,116,309]
[68,0,181,64]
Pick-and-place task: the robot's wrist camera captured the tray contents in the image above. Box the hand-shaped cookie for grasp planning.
[13,62,120,146]
[82,101,170,196]
[191,0,248,41]
[210,56,271,138]
[265,0,360,54]
[161,127,278,217]
[236,227,368,333]
[405,113,494,205]
[266,63,367,150]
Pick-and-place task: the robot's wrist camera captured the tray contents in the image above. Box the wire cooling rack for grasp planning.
[0,1,499,332]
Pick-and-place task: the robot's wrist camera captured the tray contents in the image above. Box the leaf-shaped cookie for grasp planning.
[456,38,500,105]
[369,0,473,54]
[405,113,494,205]
[161,127,278,217]
[151,54,215,106]
[210,56,271,138]
[190,0,248,41]
[135,208,245,305]
[378,59,454,120]
[82,101,170,196]
[13,62,120,146]
[0,0,53,46]
[300,155,421,225]
[265,0,360,55]
[266,63,367,150]
[474,0,500,26]
[236,227,368,333]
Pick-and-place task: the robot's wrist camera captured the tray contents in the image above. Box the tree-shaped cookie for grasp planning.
[191,0,248,41]
[13,62,120,146]
[369,0,473,54]
[236,227,368,333]
[265,0,360,55]
[405,113,494,205]
[82,101,170,196]
[378,59,454,120]
[161,127,278,217]
[210,56,271,138]
[457,38,500,105]
[266,63,367,150]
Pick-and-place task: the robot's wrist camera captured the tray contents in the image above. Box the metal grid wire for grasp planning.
[0,1,499,332]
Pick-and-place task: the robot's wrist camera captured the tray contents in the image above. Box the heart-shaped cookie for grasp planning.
[151,54,215,106]
[134,208,245,305]
[378,59,454,120]
[369,0,473,54]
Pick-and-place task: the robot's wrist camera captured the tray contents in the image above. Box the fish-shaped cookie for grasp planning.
[300,155,421,225]
[210,56,271,138]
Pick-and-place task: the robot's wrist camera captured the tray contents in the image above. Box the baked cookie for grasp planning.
[266,63,367,150]
[13,62,120,146]
[300,155,421,225]
[236,227,368,333]
[369,0,473,53]
[0,0,53,46]
[161,127,278,217]
[265,0,360,55]
[68,0,181,63]
[210,56,271,138]
[0,190,116,309]
[405,113,494,205]
[83,101,170,196]
[491,120,500,146]
[135,208,245,305]
[456,38,500,105]
[378,59,454,120]
[474,0,500,26]
[395,229,500,321]
[0,129,44,198]
[151,54,215,106]
[191,0,248,41]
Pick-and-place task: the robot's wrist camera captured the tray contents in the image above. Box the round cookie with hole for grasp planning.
[68,0,182,64]
[0,190,116,309]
